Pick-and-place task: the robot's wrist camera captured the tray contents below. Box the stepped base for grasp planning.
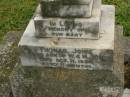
[10,64,123,97]
[19,5,115,70]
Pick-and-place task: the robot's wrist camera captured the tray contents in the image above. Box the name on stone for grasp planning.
[28,47,111,70]
[35,19,99,38]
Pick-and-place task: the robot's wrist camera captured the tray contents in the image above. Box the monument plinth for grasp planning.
[10,0,124,97]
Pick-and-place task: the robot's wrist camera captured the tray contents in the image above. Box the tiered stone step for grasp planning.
[10,64,123,97]
[34,0,101,39]
[20,5,114,70]
[40,0,98,18]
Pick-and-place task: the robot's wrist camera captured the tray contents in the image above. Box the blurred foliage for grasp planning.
[0,0,38,41]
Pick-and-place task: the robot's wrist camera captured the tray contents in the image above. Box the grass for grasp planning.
[0,0,129,41]
[0,0,38,41]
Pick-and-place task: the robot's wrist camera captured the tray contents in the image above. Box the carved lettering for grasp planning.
[34,47,102,69]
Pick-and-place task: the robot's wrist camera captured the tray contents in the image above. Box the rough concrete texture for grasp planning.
[40,0,94,18]
[0,32,20,97]
[20,5,115,69]
[10,64,123,97]
[34,0,101,39]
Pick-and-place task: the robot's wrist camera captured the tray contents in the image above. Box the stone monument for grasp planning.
[10,0,124,97]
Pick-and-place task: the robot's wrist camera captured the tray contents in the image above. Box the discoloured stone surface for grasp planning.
[40,0,94,18]
[40,0,92,5]
[40,0,99,18]
[10,64,123,97]
[114,26,124,84]
[34,13,100,39]
[35,0,101,39]
[20,46,113,70]
[19,5,115,69]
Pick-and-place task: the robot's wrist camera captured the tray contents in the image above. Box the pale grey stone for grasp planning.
[34,16,100,39]
[34,0,101,39]
[40,0,102,18]
[122,89,130,97]
[20,46,114,70]
[19,5,115,70]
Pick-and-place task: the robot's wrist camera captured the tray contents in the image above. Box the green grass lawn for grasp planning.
[0,0,129,41]
[0,0,38,40]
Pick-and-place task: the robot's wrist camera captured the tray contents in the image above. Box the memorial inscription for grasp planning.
[34,18,100,38]
[21,46,113,70]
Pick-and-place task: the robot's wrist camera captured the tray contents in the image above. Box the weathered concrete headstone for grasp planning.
[40,0,94,17]
[10,0,124,97]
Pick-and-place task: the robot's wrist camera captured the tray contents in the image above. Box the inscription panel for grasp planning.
[21,46,113,70]
[34,18,100,39]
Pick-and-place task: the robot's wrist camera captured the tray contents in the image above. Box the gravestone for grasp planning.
[10,0,124,97]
